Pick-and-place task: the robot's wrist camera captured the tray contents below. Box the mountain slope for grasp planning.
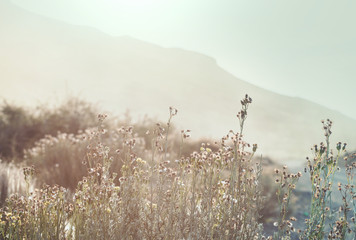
[1,0,355,164]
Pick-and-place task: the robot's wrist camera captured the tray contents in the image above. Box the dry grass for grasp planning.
[0,161,32,207]
[0,95,355,240]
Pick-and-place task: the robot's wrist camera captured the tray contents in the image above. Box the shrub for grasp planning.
[22,109,191,190]
[0,98,98,161]
[23,122,148,190]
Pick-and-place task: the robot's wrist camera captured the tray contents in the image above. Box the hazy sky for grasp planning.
[11,0,356,119]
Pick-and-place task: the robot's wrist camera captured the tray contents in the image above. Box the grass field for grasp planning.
[0,96,355,239]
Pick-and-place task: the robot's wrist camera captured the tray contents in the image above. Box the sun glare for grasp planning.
[114,0,162,7]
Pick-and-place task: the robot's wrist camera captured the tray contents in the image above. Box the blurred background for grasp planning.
[1,0,356,165]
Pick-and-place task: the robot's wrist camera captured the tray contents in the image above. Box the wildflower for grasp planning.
[252,144,257,152]
[136,157,146,164]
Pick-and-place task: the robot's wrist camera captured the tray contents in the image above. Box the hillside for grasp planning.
[1,0,355,164]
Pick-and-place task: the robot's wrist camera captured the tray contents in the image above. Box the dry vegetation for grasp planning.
[0,95,355,239]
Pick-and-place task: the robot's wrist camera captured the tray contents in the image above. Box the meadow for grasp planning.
[0,95,355,239]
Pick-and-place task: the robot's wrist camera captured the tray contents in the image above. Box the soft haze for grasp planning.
[2,0,356,165]
[11,0,356,119]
